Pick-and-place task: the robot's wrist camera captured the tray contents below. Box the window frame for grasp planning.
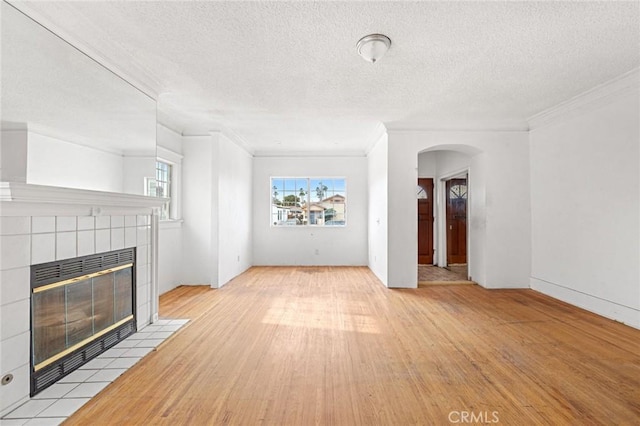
[145,157,181,222]
[269,176,347,228]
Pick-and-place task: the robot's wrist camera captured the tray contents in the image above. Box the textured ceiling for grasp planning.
[10,1,640,154]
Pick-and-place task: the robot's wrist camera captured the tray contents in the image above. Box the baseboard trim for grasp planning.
[530,277,640,330]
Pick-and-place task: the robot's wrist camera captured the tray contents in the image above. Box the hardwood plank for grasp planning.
[64,266,640,425]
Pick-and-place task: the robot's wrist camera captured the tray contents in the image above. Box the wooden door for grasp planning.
[446,178,467,264]
[417,178,434,265]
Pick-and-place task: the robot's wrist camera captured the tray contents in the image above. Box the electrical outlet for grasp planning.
[314,249,319,255]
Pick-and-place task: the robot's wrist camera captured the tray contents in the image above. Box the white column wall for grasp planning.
[181,132,253,288]
[217,134,253,287]
[367,135,389,286]
[181,135,216,285]
[529,89,640,328]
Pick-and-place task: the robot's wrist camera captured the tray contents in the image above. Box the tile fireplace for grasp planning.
[0,182,165,417]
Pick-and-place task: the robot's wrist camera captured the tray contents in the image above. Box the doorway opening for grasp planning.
[416,148,474,286]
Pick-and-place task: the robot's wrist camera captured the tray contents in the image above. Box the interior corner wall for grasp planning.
[529,90,640,329]
[252,155,368,266]
[217,134,252,287]
[368,134,389,286]
[386,130,530,289]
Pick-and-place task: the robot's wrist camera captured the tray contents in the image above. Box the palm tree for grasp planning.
[316,182,328,201]
[298,188,306,205]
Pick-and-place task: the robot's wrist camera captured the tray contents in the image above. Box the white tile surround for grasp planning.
[0,319,188,425]
[0,182,167,417]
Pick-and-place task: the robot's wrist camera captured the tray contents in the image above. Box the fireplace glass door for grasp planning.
[32,265,134,368]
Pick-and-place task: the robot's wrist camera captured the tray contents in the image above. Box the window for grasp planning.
[146,161,172,220]
[271,177,346,226]
[449,183,467,200]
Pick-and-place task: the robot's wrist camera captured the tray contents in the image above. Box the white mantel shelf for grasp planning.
[0,182,168,215]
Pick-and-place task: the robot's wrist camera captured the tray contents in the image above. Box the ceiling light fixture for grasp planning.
[356,34,391,63]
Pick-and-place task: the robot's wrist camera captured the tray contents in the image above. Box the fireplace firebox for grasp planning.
[30,248,137,395]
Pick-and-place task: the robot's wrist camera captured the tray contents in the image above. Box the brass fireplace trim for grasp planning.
[34,315,134,371]
[32,263,133,294]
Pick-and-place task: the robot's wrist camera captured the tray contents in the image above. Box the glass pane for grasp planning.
[93,274,115,332]
[310,179,327,202]
[32,286,66,365]
[449,184,468,200]
[66,279,94,347]
[114,269,133,322]
[417,186,427,199]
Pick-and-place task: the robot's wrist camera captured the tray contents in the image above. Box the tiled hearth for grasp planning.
[0,319,188,425]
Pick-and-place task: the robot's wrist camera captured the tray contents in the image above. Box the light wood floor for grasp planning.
[66,266,640,425]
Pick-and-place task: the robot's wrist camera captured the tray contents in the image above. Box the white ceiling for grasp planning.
[11,1,640,155]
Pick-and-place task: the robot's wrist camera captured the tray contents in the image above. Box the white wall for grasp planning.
[158,221,183,295]
[253,155,368,266]
[217,134,253,286]
[417,150,436,177]
[122,155,155,195]
[368,134,389,285]
[156,124,184,295]
[435,151,470,177]
[0,130,28,182]
[386,132,531,289]
[529,88,640,328]
[181,135,216,285]
[26,131,123,192]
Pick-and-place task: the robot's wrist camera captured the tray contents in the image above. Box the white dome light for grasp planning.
[356,34,391,63]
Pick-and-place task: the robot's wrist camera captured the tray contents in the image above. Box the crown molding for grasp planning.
[253,150,366,158]
[157,145,184,161]
[156,118,184,137]
[528,68,640,130]
[363,122,388,156]
[221,128,256,156]
[384,120,529,133]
